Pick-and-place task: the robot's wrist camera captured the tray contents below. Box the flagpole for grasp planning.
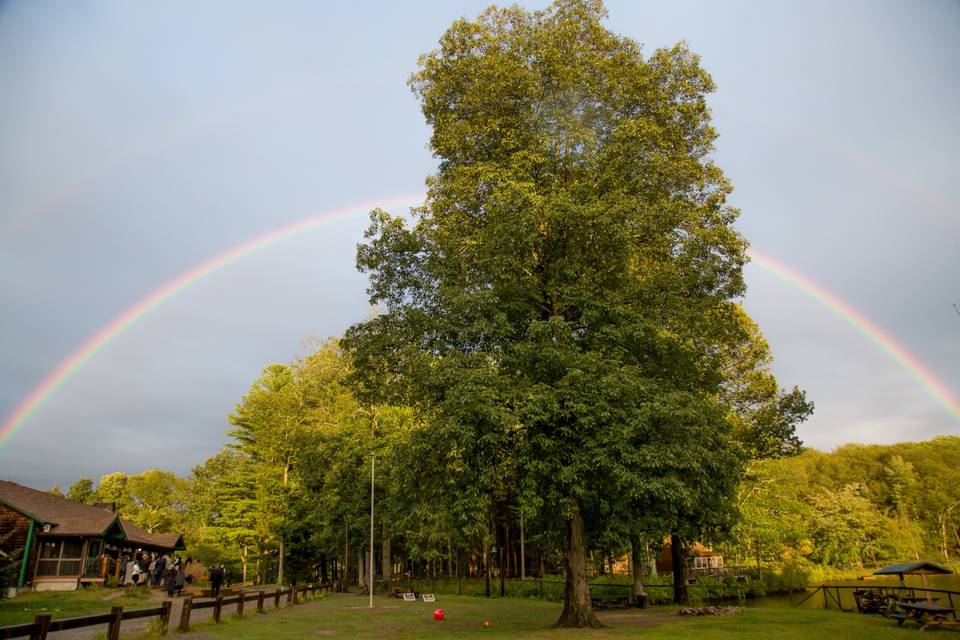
[369,453,375,608]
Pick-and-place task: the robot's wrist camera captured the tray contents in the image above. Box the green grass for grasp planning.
[170,594,923,639]
[0,585,157,626]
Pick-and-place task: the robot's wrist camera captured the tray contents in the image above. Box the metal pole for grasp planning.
[369,453,375,608]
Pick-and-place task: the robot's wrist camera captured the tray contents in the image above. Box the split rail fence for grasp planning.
[0,583,330,640]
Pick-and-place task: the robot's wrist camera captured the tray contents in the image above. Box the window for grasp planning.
[35,539,85,577]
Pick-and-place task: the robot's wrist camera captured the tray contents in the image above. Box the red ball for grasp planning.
[433,608,444,621]
[484,620,492,628]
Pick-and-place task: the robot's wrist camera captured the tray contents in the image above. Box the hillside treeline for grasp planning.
[727,438,960,570]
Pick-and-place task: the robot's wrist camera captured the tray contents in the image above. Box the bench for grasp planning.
[591,595,631,609]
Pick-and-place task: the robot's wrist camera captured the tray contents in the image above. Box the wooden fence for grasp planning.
[0,584,330,640]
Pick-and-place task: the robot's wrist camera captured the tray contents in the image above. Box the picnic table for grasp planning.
[892,601,959,631]
[591,594,631,609]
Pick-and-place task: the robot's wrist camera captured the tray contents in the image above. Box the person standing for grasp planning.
[175,559,186,597]
[210,564,224,597]
[164,563,177,598]
[124,557,136,586]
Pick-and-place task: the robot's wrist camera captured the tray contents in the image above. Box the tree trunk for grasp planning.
[278,463,289,585]
[382,522,391,589]
[520,513,526,580]
[448,539,454,579]
[555,505,602,628]
[671,534,687,605]
[505,516,512,578]
[940,515,950,561]
[630,538,646,605]
[484,541,491,598]
[240,545,248,583]
[754,539,762,581]
[499,515,506,597]
[358,549,365,588]
[344,521,349,587]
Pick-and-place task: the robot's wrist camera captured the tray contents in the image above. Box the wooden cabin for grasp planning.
[0,480,184,592]
[657,539,725,577]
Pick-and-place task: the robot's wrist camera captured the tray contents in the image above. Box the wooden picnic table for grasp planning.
[591,594,631,610]
[893,601,958,631]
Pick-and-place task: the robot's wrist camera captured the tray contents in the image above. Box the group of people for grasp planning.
[120,551,191,597]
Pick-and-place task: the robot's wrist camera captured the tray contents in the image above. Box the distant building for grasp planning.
[657,539,725,577]
[0,480,184,592]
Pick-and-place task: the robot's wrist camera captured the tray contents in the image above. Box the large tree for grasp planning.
[346,0,767,626]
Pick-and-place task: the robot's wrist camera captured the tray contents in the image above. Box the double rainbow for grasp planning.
[1,198,957,447]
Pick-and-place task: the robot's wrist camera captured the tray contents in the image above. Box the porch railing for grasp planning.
[34,558,82,578]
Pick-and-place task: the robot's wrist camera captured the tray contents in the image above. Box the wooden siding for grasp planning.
[0,502,33,584]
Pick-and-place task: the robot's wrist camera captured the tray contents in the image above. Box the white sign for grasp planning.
[402,592,416,602]
[422,593,436,602]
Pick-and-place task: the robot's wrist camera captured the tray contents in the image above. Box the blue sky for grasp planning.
[1,0,957,487]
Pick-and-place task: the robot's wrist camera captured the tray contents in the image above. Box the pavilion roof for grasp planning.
[874,562,953,576]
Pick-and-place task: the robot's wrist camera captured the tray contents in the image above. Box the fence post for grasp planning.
[106,605,123,640]
[258,590,265,612]
[160,600,172,634]
[823,586,829,609]
[29,613,51,640]
[178,597,193,632]
[237,591,245,616]
[274,588,281,608]
[214,595,224,622]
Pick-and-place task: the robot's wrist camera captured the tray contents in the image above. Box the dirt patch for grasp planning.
[596,608,675,629]
[312,630,337,636]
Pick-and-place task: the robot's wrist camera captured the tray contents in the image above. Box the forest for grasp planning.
[39,341,960,591]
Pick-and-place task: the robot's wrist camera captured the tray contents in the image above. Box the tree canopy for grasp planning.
[342,0,803,626]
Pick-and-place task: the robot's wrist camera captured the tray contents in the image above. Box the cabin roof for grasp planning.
[0,480,183,549]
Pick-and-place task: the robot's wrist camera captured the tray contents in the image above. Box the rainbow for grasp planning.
[748,248,960,425]
[1,206,958,448]
[0,192,424,447]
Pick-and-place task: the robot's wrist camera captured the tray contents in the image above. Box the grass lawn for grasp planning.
[170,594,922,639]
[0,585,158,626]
